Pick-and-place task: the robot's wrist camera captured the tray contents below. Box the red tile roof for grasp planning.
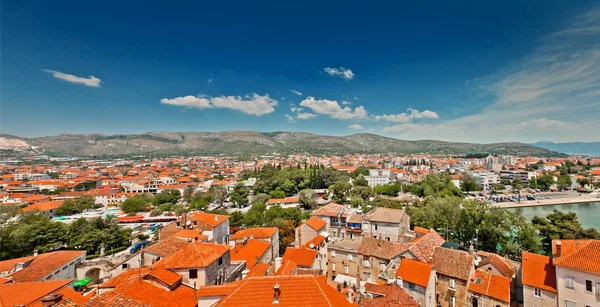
[361,283,419,307]
[358,237,412,260]
[281,247,317,267]
[405,230,445,263]
[162,241,229,269]
[189,212,229,228]
[552,240,600,274]
[22,200,64,212]
[211,275,356,307]
[230,227,278,241]
[304,216,327,231]
[144,237,190,257]
[311,203,349,218]
[395,258,433,287]
[146,267,182,288]
[468,269,511,303]
[246,262,270,278]
[0,279,75,307]
[3,251,85,282]
[521,251,557,293]
[83,291,152,307]
[433,247,474,281]
[477,253,516,278]
[230,240,270,269]
[171,229,208,241]
[305,234,327,249]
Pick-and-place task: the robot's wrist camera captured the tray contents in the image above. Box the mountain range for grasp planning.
[531,141,600,156]
[0,131,565,157]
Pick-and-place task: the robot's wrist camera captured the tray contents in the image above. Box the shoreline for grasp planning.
[494,194,600,208]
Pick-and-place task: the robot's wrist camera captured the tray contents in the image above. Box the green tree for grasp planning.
[577,177,590,187]
[299,189,317,210]
[120,195,149,214]
[353,176,368,187]
[251,193,270,205]
[351,186,374,200]
[556,175,572,191]
[350,166,369,179]
[329,182,352,203]
[152,189,181,206]
[532,210,600,255]
[536,174,555,191]
[230,211,245,228]
[373,183,401,197]
[189,191,212,210]
[230,183,250,207]
[209,186,227,205]
[269,189,286,199]
[460,173,478,195]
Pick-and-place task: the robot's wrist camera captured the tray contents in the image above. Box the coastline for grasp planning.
[494,193,600,208]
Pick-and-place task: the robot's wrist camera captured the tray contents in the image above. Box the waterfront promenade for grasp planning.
[494,192,600,208]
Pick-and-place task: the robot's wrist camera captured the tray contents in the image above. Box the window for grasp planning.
[365,272,371,280]
[375,224,378,231]
[472,298,478,307]
[408,282,415,291]
[386,237,390,241]
[218,257,223,266]
[534,287,542,298]
[344,265,349,274]
[586,280,593,292]
[449,279,456,289]
[331,250,336,258]
[363,260,370,267]
[189,269,198,279]
[565,301,576,307]
[122,263,129,269]
[332,263,336,271]
[566,276,575,289]
[176,222,181,227]
[450,296,455,307]
[348,254,353,261]
[380,262,386,271]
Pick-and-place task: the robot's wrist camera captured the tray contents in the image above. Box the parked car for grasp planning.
[130,240,150,253]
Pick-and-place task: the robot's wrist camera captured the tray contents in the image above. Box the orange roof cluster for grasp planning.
[22,200,65,212]
[208,275,355,307]
[553,239,600,274]
[267,197,299,204]
[281,247,317,267]
[162,241,229,269]
[83,291,152,307]
[189,211,229,228]
[171,229,208,241]
[395,258,433,287]
[521,251,557,293]
[304,216,327,231]
[230,239,270,269]
[468,269,511,303]
[230,227,278,241]
[146,267,182,288]
[0,279,85,307]
[1,251,85,282]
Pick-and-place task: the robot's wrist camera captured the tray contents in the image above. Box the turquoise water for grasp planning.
[512,202,600,230]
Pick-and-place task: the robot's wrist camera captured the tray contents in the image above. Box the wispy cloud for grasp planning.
[296,112,318,120]
[291,89,302,96]
[161,93,278,116]
[42,69,101,87]
[323,67,355,80]
[285,114,295,122]
[300,97,366,120]
[208,78,213,84]
[348,124,364,130]
[380,7,600,142]
[353,96,358,100]
[375,108,439,123]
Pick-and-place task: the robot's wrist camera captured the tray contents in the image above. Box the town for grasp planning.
[1,153,600,307]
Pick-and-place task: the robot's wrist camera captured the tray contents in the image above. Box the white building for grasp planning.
[553,240,600,307]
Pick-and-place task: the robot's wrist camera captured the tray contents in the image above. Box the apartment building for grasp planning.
[433,247,475,307]
[327,239,362,287]
[395,258,436,307]
[311,203,358,240]
[553,240,600,307]
[362,207,411,242]
[522,251,558,307]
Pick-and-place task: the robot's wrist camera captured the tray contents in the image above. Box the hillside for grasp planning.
[0,131,565,157]
[531,141,600,156]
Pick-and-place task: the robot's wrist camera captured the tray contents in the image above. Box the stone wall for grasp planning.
[522,285,557,307]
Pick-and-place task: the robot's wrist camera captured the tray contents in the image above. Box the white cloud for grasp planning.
[380,7,600,143]
[348,124,364,130]
[291,90,302,96]
[296,112,318,120]
[161,93,278,116]
[42,69,101,87]
[323,67,355,80]
[341,101,352,105]
[299,96,367,120]
[375,108,439,123]
[208,78,213,84]
[285,114,295,122]
[353,96,358,100]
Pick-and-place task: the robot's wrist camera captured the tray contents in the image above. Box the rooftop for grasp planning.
[552,239,600,275]
[468,269,511,303]
[230,227,278,241]
[162,241,229,269]
[433,247,474,281]
[363,207,406,224]
[395,258,433,288]
[521,251,557,293]
[1,250,85,282]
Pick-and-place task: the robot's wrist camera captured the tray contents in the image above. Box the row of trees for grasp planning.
[0,213,132,260]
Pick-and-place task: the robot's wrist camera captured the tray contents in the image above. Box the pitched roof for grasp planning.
[189,211,229,228]
[83,291,152,307]
[552,240,600,275]
[0,279,74,307]
[433,247,474,280]
[405,230,445,263]
[477,253,516,278]
[230,240,270,269]
[99,268,197,307]
[311,203,349,218]
[211,275,355,307]
[395,258,433,288]
[4,251,85,282]
[162,241,229,269]
[246,262,270,278]
[413,226,430,235]
[146,267,182,288]
[305,235,327,249]
[281,247,317,267]
[468,269,511,303]
[363,207,406,224]
[521,251,557,293]
[361,283,419,307]
[171,229,208,241]
[144,237,190,257]
[304,216,327,231]
[230,227,278,241]
[22,200,64,212]
[358,237,412,260]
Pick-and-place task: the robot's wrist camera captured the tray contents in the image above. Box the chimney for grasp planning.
[468,244,475,257]
[34,250,38,257]
[275,257,282,272]
[41,293,63,307]
[273,283,281,304]
[555,240,562,257]
[378,236,382,247]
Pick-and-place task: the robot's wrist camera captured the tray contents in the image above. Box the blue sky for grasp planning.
[1,1,599,143]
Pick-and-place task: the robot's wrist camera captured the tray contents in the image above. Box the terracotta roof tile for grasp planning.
[433,247,474,281]
[468,269,511,303]
[212,275,355,307]
[311,203,350,218]
[230,227,278,241]
[162,241,229,269]
[363,207,406,224]
[146,267,182,287]
[189,212,229,228]
[361,283,419,307]
[304,216,327,231]
[477,253,516,278]
[171,229,208,241]
[552,240,600,274]
[521,251,557,293]
[22,200,64,212]
[358,237,411,260]
[83,291,152,307]
[246,262,270,278]
[4,251,85,282]
[0,279,74,307]
[281,247,317,267]
[395,259,433,287]
[406,230,445,263]
[144,237,190,257]
[230,240,270,269]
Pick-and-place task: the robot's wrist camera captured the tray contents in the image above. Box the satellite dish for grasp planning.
[309,243,315,248]
[186,221,191,225]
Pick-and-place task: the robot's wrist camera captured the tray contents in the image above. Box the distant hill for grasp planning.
[0,131,565,157]
[531,141,600,156]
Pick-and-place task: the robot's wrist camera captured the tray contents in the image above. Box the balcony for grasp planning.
[346,226,362,233]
